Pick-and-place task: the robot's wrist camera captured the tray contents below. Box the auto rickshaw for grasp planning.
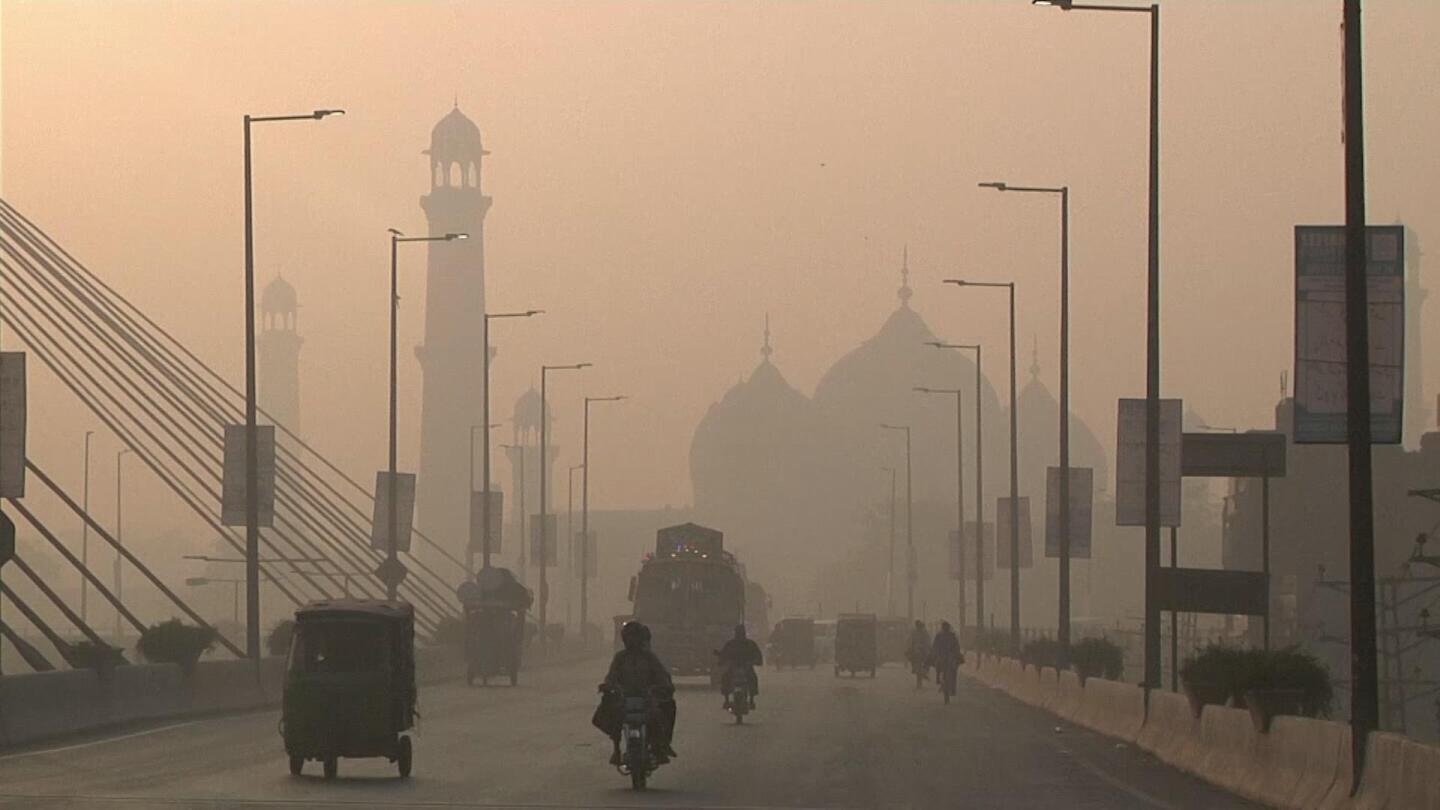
[768,617,816,669]
[458,568,531,687]
[833,613,877,678]
[282,599,416,779]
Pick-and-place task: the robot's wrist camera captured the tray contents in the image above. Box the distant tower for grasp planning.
[416,104,492,551]
[258,275,302,434]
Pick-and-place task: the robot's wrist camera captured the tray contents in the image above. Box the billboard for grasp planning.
[0,353,24,498]
[1293,225,1404,444]
[1115,398,1182,527]
[1045,466,1094,559]
[221,424,275,527]
[1181,433,1286,478]
[996,496,1033,569]
[370,471,416,553]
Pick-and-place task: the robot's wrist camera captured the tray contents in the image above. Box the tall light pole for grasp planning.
[928,342,985,635]
[500,443,525,580]
[539,362,590,645]
[582,395,626,645]
[81,430,93,622]
[114,448,131,640]
[880,466,896,617]
[880,424,914,620]
[242,107,343,661]
[1034,0,1163,688]
[981,179,1072,664]
[480,310,542,573]
[945,279,1019,651]
[387,229,467,600]
[567,462,583,632]
[916,387,966,629]
[469,421,501,575]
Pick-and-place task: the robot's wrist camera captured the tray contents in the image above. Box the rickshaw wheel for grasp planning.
[288,755,303,776]
[397,736,413,778]
[323,757,338,780]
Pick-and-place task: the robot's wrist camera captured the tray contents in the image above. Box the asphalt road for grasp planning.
[0,658,1259,809]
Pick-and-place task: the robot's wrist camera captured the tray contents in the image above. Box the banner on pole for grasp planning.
[1181,433,1287,478]
[996,496,1033,569]
[1293,225,1404,444]
[370,471,416,553]
[221,424,275,527]
[1045,466,1094,559]
[469,490,504,553]
[1115,398,1182,527]
[0,353,25,498]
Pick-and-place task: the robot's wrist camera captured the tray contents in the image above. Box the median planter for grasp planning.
[1244,688,1305,733]
[1183,681,1230,718]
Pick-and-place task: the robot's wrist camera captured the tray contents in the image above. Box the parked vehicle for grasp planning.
[282,599,416,780]
[814,619,838,663]
[834,613,878,678]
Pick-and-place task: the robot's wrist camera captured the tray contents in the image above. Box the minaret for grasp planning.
[898,246,913,308]
[416,104,491,551]
[258,275,302,434]
[761,314,774,363]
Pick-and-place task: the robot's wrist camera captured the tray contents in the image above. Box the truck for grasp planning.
[628,522,745,679]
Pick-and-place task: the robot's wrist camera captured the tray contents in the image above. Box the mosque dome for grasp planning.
[261,275,297,313]
[1015,345,1110,498]
[428,105,484,159]
[512,387,552,434]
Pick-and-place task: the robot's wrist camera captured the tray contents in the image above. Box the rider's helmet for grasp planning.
[620,620,651,651]
[734,624,747,639]
[940,621,952,633]
[914,620,925,630]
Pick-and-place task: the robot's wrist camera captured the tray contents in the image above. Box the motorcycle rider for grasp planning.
[907,620,932,687]
[716,624,764,710]
[930,621,962,696]
[595,621,678,766]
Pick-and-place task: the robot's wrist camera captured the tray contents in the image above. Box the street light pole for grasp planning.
[243,108,343,662]
[567,463,582,632]
[916,387,966,629]
[980,180,1071,664]
[880,424,914,620]
[81,430,93,622]
[881,466,896,617]
[928,342,985,636]
[115,448,131,640]
[582,395,626,645]
[539,363,590,647]
[387,229,467,600]
[480,310,542,573]
[946,280,1019,651]
[1035,0,1163,688]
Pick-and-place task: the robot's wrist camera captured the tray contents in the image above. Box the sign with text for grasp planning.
[221,424,275,526]
[0,353,25,498]
[469,490,504,554]
[1115,398,1182,527]
[1045,466,1094,559]
[1181,433,1287,478]
[996,496,1033,569]
[530,513,558,566]
[1293,225,1404,444]
[1155,567,1268,616]
[370,471,416,553]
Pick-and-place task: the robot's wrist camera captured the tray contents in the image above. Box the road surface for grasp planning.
[0,657,1257,808]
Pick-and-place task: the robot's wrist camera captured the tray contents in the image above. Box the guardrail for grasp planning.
[962,653,1438,810]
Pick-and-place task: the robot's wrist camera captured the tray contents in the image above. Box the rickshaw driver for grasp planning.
[595,621,678,766]
[717,624,764,709]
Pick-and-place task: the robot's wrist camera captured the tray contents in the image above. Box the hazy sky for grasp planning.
[2,0,1436,518]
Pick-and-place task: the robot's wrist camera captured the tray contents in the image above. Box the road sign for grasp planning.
[469,490,504,554]
[374,557,408,592]
[0,510,15,567]
[1181,433,1287,478]
[529,514,557,565]
[1293,225,1404,444]
[1155,567,1268,616]
[221,424,275,527]
[1045,466,1094,559]
[996,496,1033,569]
[370,471,416,553]
[0,352,26,498]
[1115,398,1182,527]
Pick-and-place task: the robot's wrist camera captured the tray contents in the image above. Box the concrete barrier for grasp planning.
[1272,717,1349,810]
[1054,670,1083,722]
[1073,677,1145,742]
[1136,687,1195,764]
[106,663,185,725]
[1351,730,1440,810]
[0,669,101,746]
[1316,726,1356,810]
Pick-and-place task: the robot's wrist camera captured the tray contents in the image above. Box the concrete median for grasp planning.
[1073,677,1145,743]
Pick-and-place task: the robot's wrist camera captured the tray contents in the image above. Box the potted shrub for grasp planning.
[1180,644,1245,717]
[1070,637,1123,684]
[1243,646,1332,732]
[1020,638,1061,672]
[266,620,295,658]
[66,640,127,674]
[137,619,217,675]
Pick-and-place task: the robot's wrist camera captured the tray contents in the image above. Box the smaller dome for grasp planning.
[261,276,296,313]
[428,106,484,160]
[512,387,553,433]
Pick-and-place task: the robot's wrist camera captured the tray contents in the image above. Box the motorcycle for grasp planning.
[606,686,661,790]
[716,654,755,725]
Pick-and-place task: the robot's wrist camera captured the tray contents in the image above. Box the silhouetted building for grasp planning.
[258,275,302,434]
[415,105,491,553]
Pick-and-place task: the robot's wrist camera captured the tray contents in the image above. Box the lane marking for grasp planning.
[0,721,200,761]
